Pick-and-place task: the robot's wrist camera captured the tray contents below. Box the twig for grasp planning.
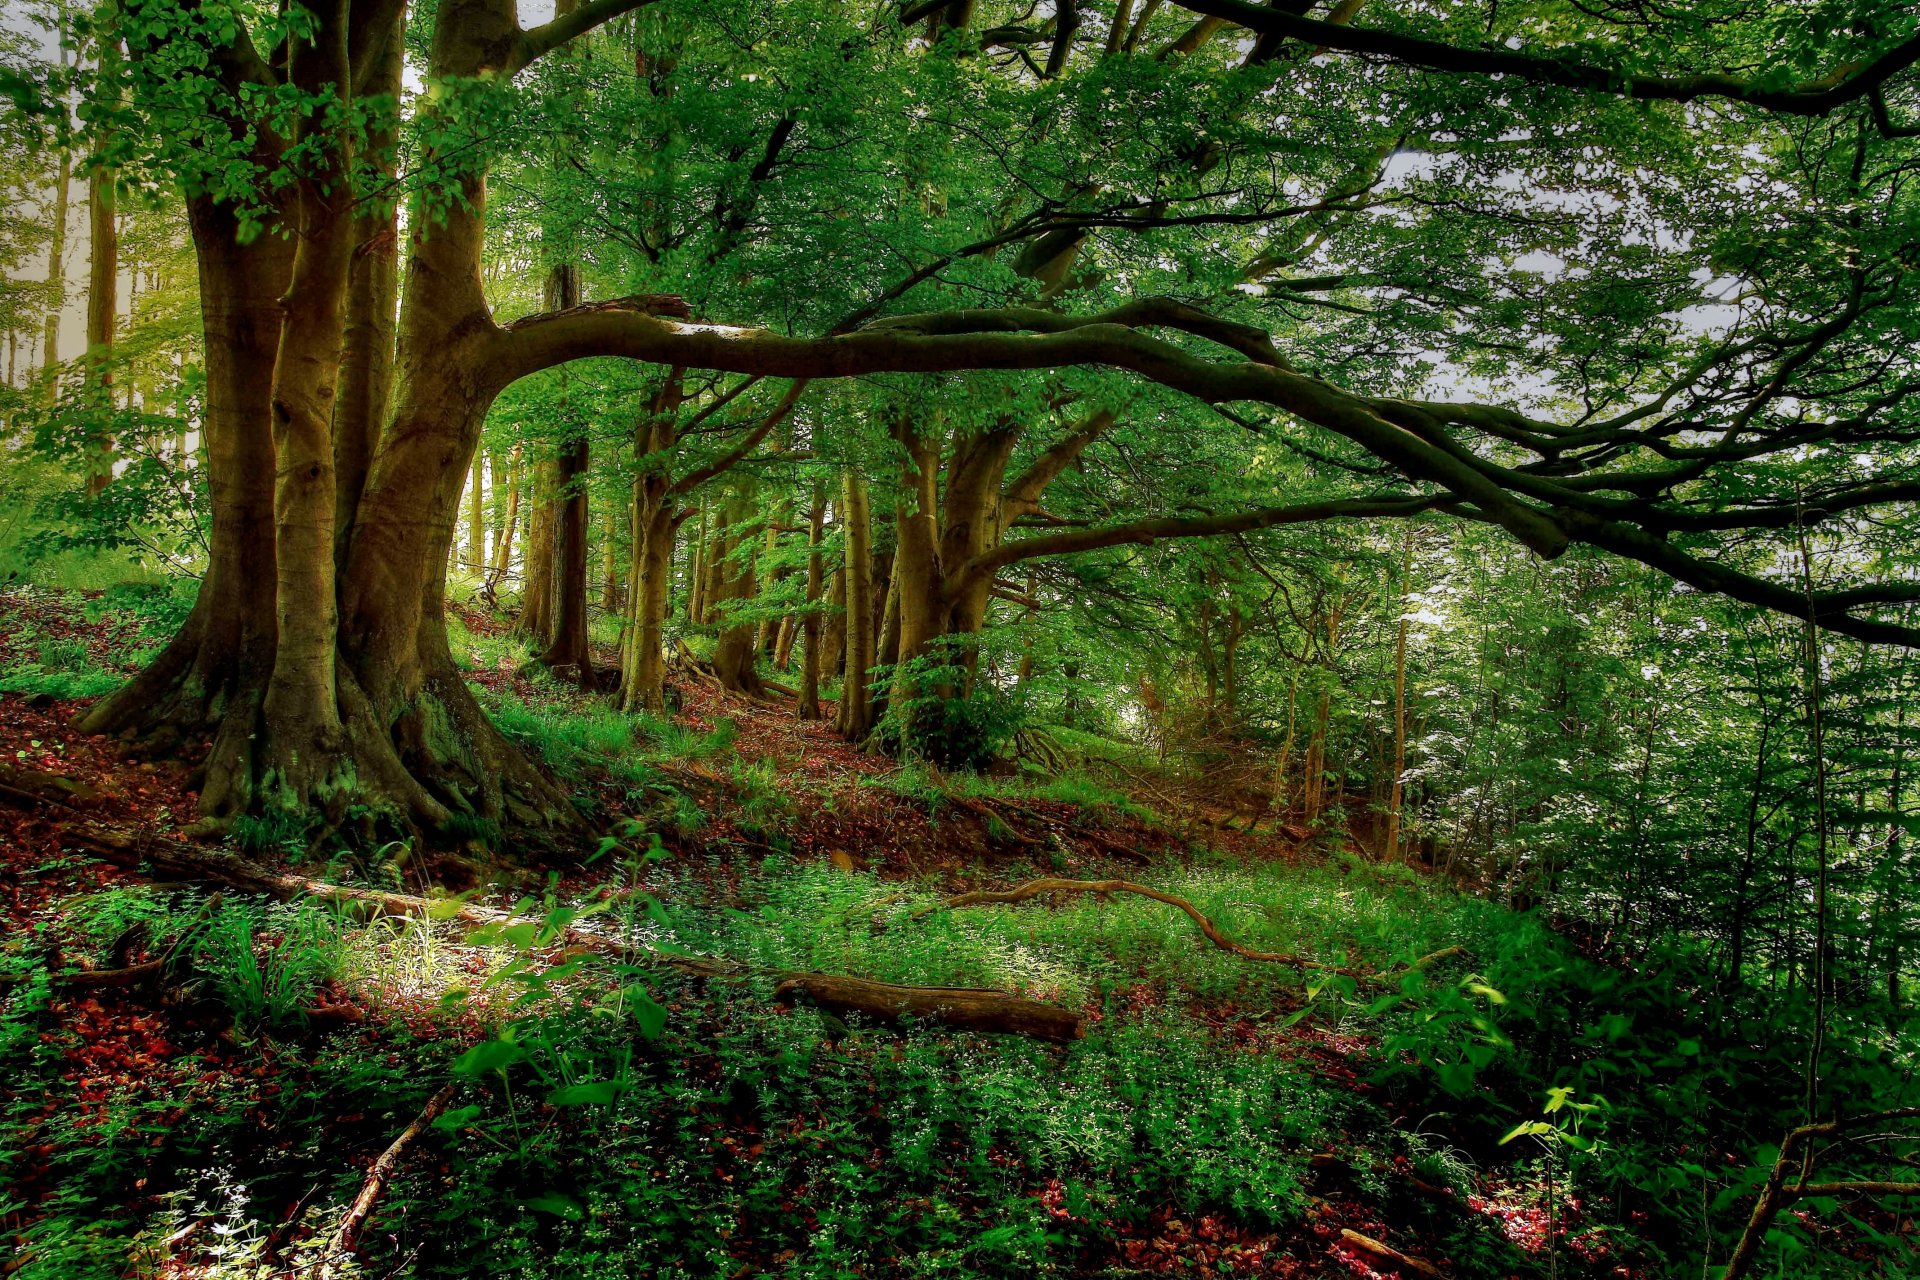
[319,1083,458,1278]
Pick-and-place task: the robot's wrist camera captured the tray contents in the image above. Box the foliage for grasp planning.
[876,641,1033,772]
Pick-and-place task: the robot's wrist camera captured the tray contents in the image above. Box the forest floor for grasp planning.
[0,586,1849,1279]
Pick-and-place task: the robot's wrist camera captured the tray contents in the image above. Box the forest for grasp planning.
[1,0,1918,1275]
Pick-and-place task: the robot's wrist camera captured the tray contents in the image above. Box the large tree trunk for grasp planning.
[82,0,600,843]
[76,197,289,821]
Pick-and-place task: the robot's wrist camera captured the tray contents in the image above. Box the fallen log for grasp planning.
[1337,1228,1442,1278]
[319,1082,459,1278]
[9,792,1082,1043]
[776,974,1083,1043]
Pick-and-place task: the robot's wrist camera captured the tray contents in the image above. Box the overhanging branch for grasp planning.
[1165,0,1920,117]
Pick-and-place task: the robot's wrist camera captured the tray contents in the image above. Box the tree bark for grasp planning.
[535,263,596,687]
[84,127,117,497]
[838,470,877,740]
[76,196,290,822]
[797,481,828,718]
[709,488,764,694]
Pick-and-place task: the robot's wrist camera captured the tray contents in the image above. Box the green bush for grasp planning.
[876,640,1029,772]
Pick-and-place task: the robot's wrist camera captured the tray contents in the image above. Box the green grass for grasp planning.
[8,850,1916,1279]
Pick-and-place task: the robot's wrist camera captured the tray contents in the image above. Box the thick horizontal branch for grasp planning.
[955,494,1440,585]
[491,297,1920,647]
[491,301,1570,557]
[513,0,667,71]
[1560,510,1920,647]
[1169,0,1920,117]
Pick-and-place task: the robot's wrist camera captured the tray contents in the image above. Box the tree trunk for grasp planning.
[76,197,289,820]
[39,115,70,396]
[824,564,847,679]
[518,463,557,640]
[600,502,621,612]
[467,455,486,574]
[537,430,595,685]
[535,264,595,687]
[685,502,708,623]
[797,481,827,718]
[837,470,877,740]
[621,388,681,713]
[1385,526,1414,860]
[486,445,521,594]
[622,490,677,712]
[709,489,764,694]
[84,140,116,497]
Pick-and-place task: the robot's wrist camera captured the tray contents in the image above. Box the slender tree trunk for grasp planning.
[487,445,522,595]
[536,263,595,686]
[84,114,117,497]
[700,502,728,627]
[600,502,621,612]
[466,454,486,572]
[518,463,557,639]
[622,489,677,712]
[797,481,827,718]
[621,382,681,713]
[1385,526,1414,860]
[838,470,876,740]
[685,502,707,623]
[824,564,847,679]
[710,488,764,693]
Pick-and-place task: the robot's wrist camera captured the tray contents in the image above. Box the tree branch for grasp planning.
[1167,0,1920,117]
[514,0,667,71]
[953,494,1442,585]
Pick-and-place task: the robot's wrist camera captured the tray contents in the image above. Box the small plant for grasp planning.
[230,808,311,856]
[190,900,340,1033]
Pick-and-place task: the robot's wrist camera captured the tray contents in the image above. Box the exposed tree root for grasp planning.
[7,791,1082,1043]
[74,635,580,847]
[0,959,166,990]
[906,877,1465,981]
[319,1082,459,1278]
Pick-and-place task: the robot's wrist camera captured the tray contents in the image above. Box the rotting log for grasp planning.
[775,974,1083,1043]
[1337,1229,1442,1278]
[4,787,1084,1044]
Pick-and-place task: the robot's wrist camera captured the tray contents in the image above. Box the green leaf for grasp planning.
[1501,1121,1555,1145]
[524,1192,585,1220]
[451,1038,525,1076]
[433,1104,483,1130]
[629,986,668,1040]
[547,1080,623,1106]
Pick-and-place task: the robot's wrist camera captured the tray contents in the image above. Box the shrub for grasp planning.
[876,640,1029,772]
